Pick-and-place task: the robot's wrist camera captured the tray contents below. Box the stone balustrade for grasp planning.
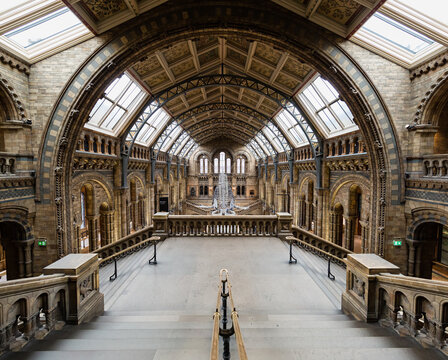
[0,254,103,354]
[152,212,293,240]
[290,225,353,265]
[93,225,154,263]
[422,155,448,177]
[342,254,448,354]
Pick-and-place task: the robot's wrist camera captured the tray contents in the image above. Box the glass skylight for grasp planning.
[298,76,357,137]
[0,0,29,14]
[249,140,265,159]
[160,124,183,152]
[362,13,434,54]
[86,74,146,134]
[134,107,171,145]
[5,8,82,48]
[399,0,448,27]
[275,110,307,147]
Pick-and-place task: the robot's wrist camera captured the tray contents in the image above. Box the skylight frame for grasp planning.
[133,106,171,147]
[85,73,147,137]
[351,0,447,68]
[0,0,93,63]
[275,110,308,147]
[297,75,358,139]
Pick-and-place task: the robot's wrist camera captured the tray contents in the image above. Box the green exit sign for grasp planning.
[393,239,402,246]
[38,239,47,247]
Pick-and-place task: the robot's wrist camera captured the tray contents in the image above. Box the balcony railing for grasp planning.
[342,254,448,355]
[0,254,102,354]
[290,225,352,266]
[152,212,293,240]
[94,225,154,264]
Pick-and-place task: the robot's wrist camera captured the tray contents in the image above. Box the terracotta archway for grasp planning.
[37,0,402,258]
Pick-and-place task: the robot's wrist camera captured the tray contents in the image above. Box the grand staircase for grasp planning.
[2,237,445,360]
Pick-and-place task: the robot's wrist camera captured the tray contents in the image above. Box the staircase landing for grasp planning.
[2,237,444,359]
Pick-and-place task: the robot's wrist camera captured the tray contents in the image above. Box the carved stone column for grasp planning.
[305,201,313,230]
[344,216,355,251]
[23,240,34,277]
[87,216,97,251]
[120,189,127,237]
[406,238,418,277]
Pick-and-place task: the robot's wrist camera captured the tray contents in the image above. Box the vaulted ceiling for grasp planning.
[129,36,314,149]
[75,0,368,158]
[64,0,385,37]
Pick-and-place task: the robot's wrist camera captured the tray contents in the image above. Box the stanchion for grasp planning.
[289,240,297,264]
[109,257,118,281]
[219,276,234,360]
[148,239,158,265]
[327,257,335,280]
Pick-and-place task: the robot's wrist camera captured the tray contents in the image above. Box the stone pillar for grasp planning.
[14,242,25,278]
[153,212,169,240]
[120,189,127,237]
[329,211,335,243]
[342,254,400,322]
[276,212,293,241]
[316,188,325,237]
[406,238,418,277]
[360,221,369,254]
[87,216,97,251]
[305,201,313,230]
[44,254,104,325]
[344,216,355,251]
[23,240,33,277]
[298,198,305,227]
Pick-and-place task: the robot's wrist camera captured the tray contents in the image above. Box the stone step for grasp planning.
[5,347,444,360]
[80,318,371,330]
[44,326,395,341]
[25,334,423,352]
[93,313,353,323]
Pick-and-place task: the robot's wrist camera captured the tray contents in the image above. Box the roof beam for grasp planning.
[269,52,289,84]
[124,0,139,15]
[305,0,323,18]
[245,41,257,72]
[188,40,201,72]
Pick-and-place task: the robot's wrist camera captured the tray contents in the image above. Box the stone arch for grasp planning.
[38,0,401,256]
[72,172,114,207]
[0,206,33,241]
[407,207,448,239]
[414,70,448,125]
[0,74,29,123]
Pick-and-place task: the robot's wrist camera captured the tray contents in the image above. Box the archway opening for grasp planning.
[0,221,30,281]
[413,222,448,280]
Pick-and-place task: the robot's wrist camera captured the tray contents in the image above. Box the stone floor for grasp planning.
[2,237,445,359]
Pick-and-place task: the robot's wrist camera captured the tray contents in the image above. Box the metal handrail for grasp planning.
[226,272,248,360]
[210,269,248,360]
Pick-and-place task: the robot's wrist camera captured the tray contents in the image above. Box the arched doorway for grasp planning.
[0,221,33,280]
[409,222,448,281]
[330,203,344,246]
[347,184,362,252]
[412,222,448,280]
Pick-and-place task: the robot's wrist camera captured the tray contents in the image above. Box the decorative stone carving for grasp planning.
[79,275,93,302]
[352,274,365,299]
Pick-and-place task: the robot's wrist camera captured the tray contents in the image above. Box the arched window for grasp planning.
[236,156,246,174]
[214,158,218,174]
[220,152,225,173]
[199,156,208,174]
[215,152,232,174]
[80,186,87,229]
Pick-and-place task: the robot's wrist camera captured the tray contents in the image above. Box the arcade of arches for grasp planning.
[0,0,448,285]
